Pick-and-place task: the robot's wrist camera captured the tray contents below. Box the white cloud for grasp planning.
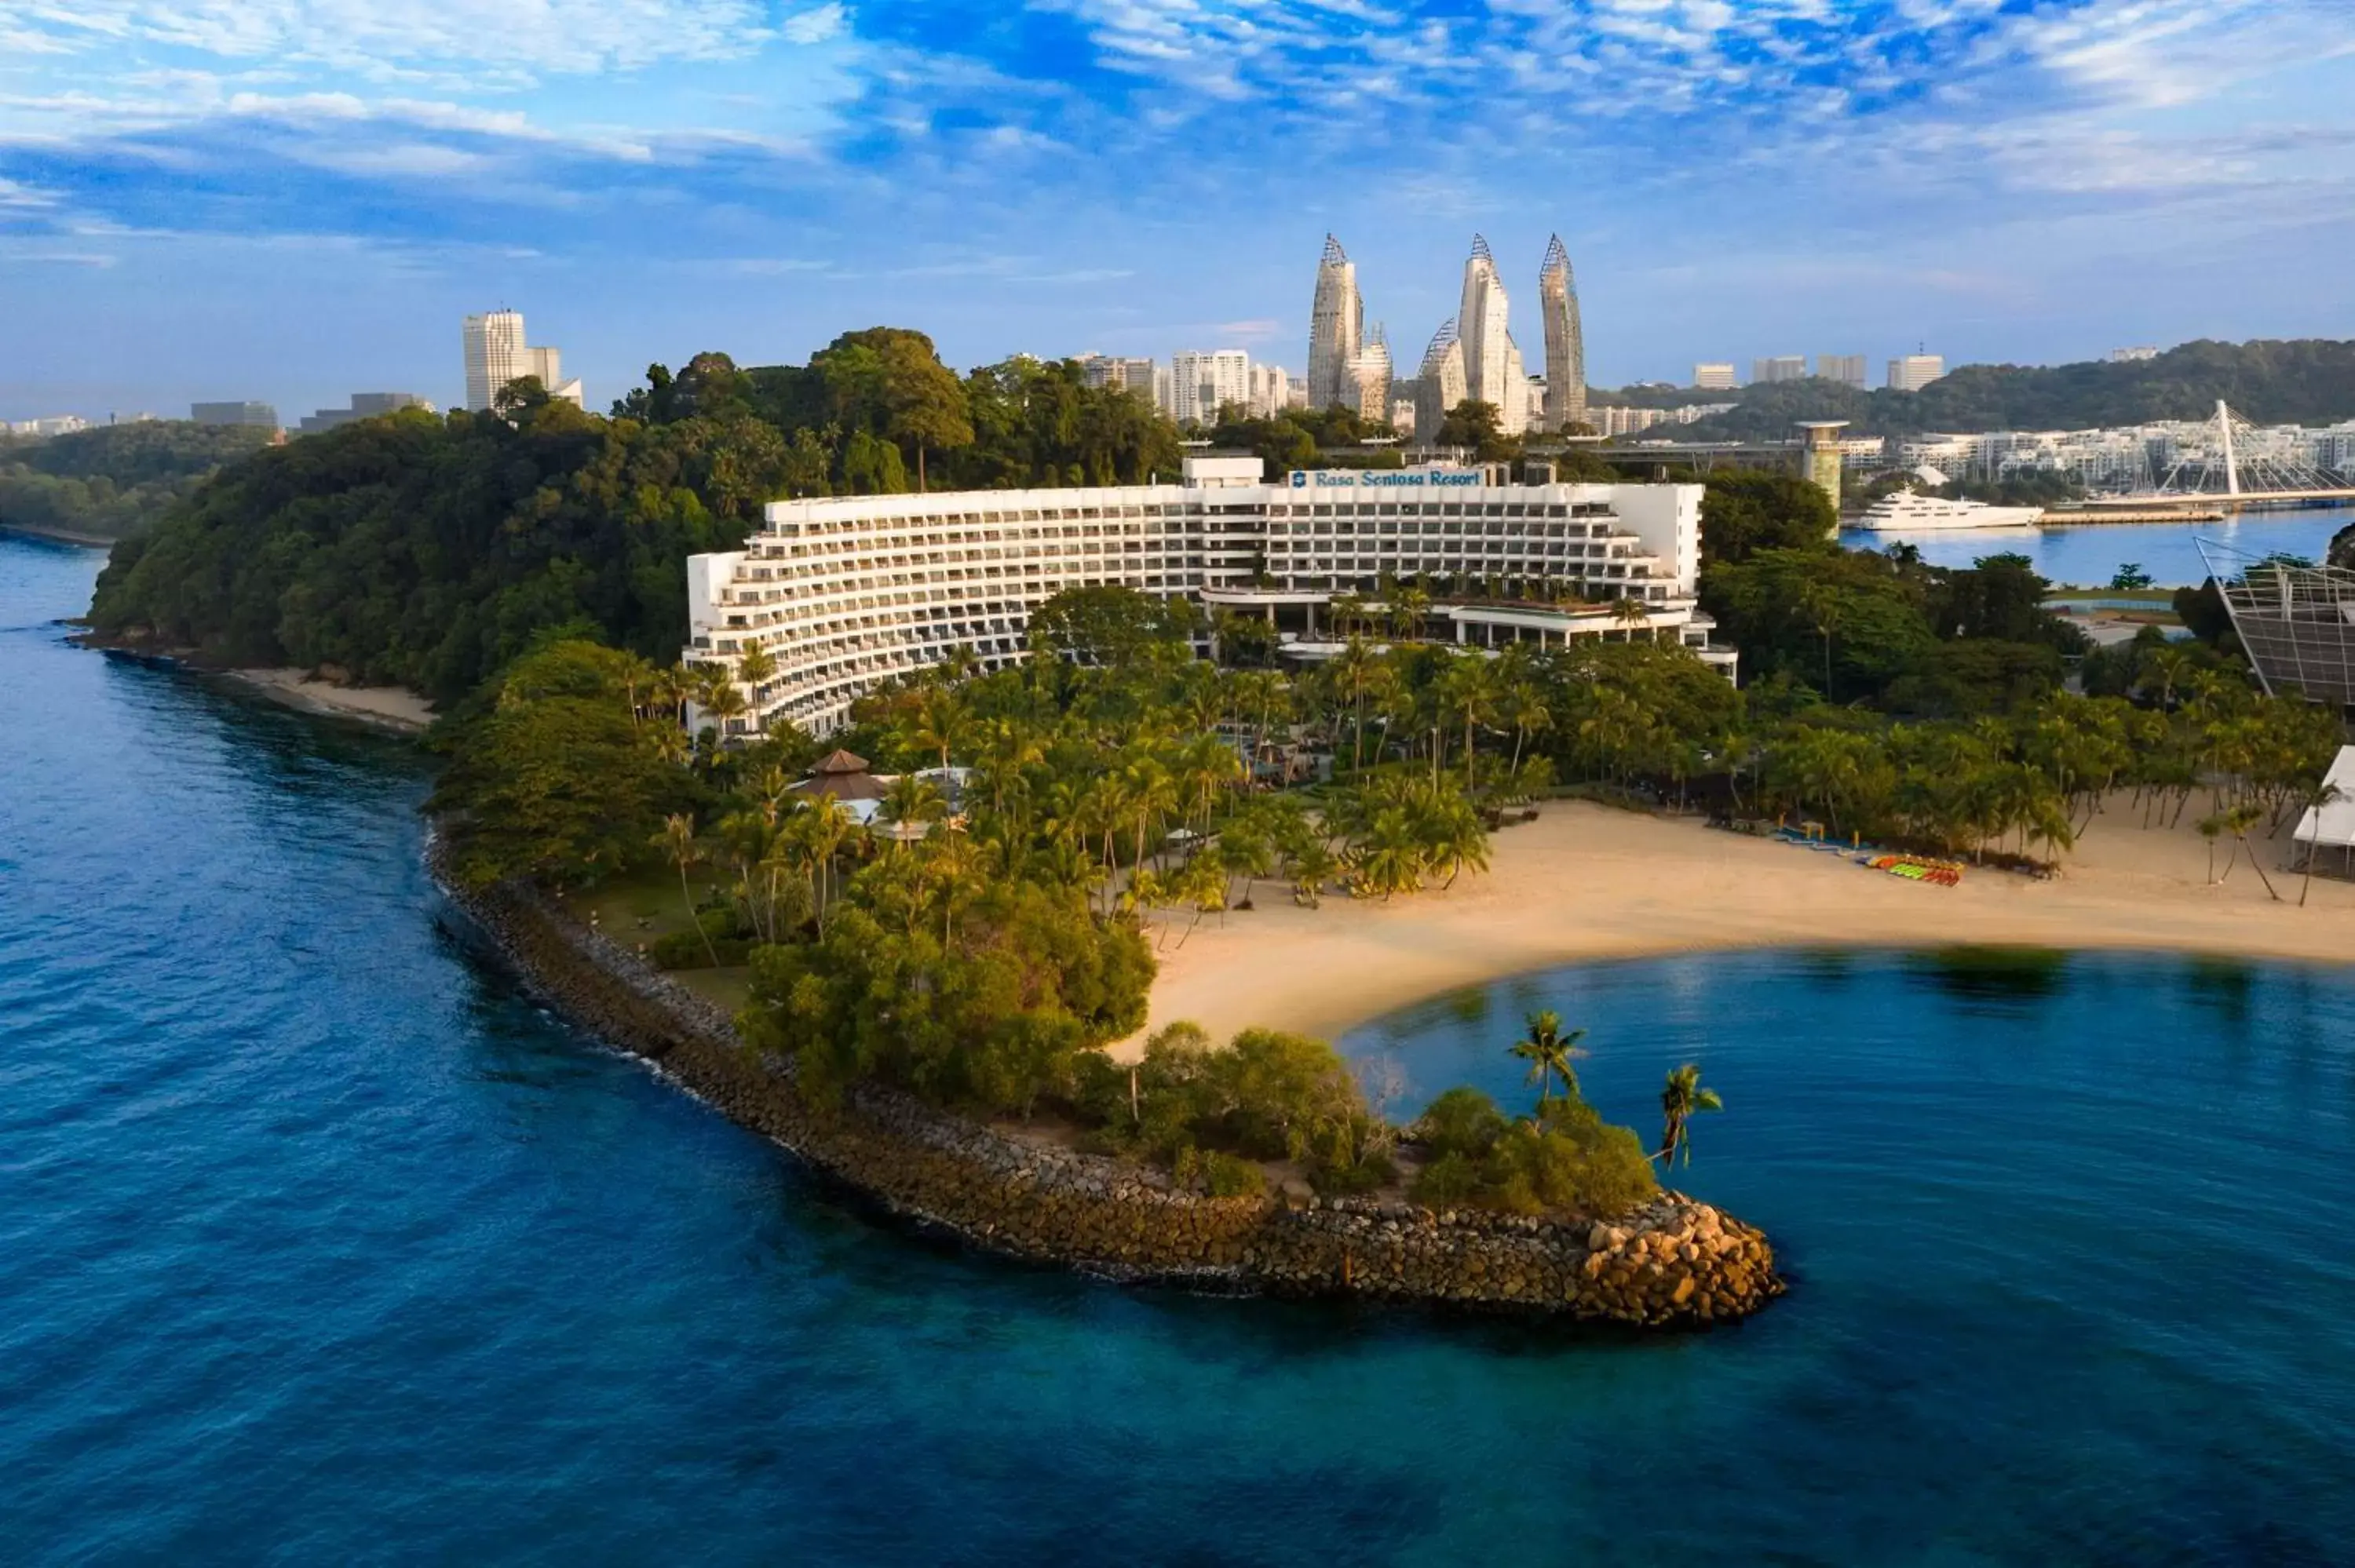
[782,4,849,46]
[0,0,778,77]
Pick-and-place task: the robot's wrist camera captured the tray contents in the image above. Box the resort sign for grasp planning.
[1290,469,1484,489]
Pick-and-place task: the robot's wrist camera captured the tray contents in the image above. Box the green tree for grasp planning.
[1508,1009,1589,1110]
[1658,1063,1724,1168]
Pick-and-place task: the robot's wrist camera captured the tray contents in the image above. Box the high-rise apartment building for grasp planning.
[1887,353,1947,392]
[1307,236,1364,411]
[1692,363,1738,390]
[1539,235,1587,432]
[464,310,583,411]
[191,400,279,428]
[1753,356,1808,384]
[1168,349,1251,426]
[1457,235,1523,436]
[1076,355,1157,396]
[1247,363,1291,419]
[1415,319,1468,443]
[1345,326,1393,425]
[1817,355,1867,388]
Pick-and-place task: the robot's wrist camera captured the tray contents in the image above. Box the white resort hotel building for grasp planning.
[685,458,1732,736]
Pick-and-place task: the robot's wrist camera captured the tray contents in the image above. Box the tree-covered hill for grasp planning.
[86,333,1186,698]
[1599,339,2355,440]
[0,419,276,542]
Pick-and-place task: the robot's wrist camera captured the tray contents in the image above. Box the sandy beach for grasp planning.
[1125,798,2355,1053]
[225,668,437,731]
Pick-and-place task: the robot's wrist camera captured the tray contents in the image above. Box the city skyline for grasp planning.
[2,0,2351,418]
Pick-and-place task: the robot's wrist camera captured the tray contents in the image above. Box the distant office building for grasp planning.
[192,401,279,428]
[1247,363,1291,419]
[1075,355,1156,396]
[298,392,434,435]
[1817,355,1867,388]
[1753,356,1809,385]
[1888,353,1947,392]
[1168,349,1252,426]
[2108,346,2161,363]
[1692,363,1738,390]
[1389,396,1419,437]
[5,415,92,436]
[1345,326,1393,425]
[1538,234,1586,432]
[464,311,583,411]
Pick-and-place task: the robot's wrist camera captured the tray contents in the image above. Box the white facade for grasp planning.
[6,415,91,436]
[1344,328,1393,424]
[1307,236,1364,412]
[1414,320,1468,443]
[1818,355,1867,388]
[1169,349,1252,426]
[1456,236,1522,435]
[1888,354,1947,392]
[1076,355,1156,396]
[685,460,1714,735]
[1692,363,1738,390]
[1539,234,1586,432]
[1247,363,1292,419]
[464,311,582,410]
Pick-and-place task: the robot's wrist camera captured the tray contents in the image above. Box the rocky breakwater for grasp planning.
[1255,1194,1782,1327]
[432,846,1784,1328]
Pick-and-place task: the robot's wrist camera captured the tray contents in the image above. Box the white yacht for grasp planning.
[1853,490,2043,531]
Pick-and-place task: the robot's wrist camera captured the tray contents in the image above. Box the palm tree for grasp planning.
[735,644,778,706]
[2224,800,2284,901]
[879,773,947,844]
[1334,636,1378,772]
[1609,596,1652,644]
[655,813,721,967]
[1437,655,1497,792]
[1657,1063,1724,1168]
[791,794,856,934]
[907,686,969,775]
[1396,585,1430,642]
[1508,1009,1588,1110]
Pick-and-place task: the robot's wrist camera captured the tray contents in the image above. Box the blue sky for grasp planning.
[4,0,2352,421]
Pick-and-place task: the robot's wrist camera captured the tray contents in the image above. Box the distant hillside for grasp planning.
[1609,340,2355,442]
[0,421,276,543]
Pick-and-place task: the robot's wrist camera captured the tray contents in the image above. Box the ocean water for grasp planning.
[7,531,2355,1566]
[1839,502,2350,587]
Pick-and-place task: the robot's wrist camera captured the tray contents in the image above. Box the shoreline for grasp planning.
[1130,797,2355,1052]
[216,667,436,732]
[75,633,438,733]
[427,836,1784,1327]
[2,522,119,549]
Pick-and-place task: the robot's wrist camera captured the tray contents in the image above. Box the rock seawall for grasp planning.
[433,847,1785,1328]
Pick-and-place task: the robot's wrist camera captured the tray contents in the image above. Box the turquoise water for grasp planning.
[1840,503,2350,586]
[8,532,2355,1565]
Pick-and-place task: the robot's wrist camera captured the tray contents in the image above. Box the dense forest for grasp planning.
[1592,339,2355,439]
[0,420,274,542]
[86,332,1188,698]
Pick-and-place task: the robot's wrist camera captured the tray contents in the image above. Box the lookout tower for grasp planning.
[1795,421,1851,510]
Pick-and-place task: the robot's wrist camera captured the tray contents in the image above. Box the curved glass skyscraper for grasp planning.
[1307,235,1364,412]
[1539,234,1587,432]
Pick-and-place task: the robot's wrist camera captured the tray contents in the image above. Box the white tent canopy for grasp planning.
[2292,746,2355,848]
